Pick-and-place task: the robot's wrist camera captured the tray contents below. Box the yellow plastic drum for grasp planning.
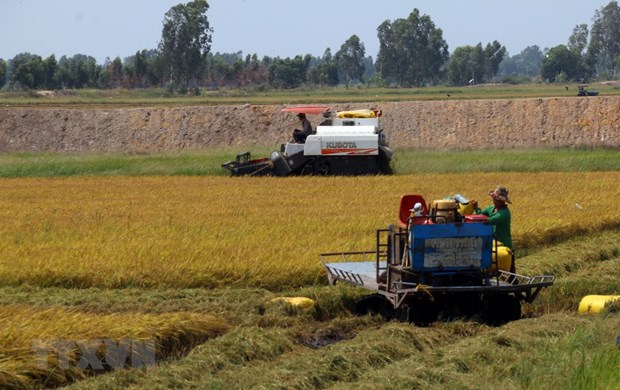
[271,297,315,311]
[336,109,376,118]
[578,295,620,315]
[458,202,475,216]
[491,242,513,273]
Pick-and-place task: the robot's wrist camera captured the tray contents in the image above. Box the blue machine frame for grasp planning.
[409,223,493,275]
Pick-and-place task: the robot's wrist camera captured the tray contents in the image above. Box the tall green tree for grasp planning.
[57,54,100,89]
[206,55,233,87]
[362,56,376,80]
[117,49,160,88]
[158,0,212,88]
[268,55,311,89]
[568,24,589,55]
[204,51,246,87]
[498,46,544,79]
[140,49,164,87]
[376,9,448,86]
[107,57,124,88]
[0,59,7,88]
[335,35,365,84]
[8,53,45,89]
[588,1,620,77]
[447,41,505,86]
[447,45,483,86]
[307,48,339,86]
[541,45,585,82]
[125,50,148,87]
[240,53,268,86]
[483,41,506,81]
[42,55,60,89]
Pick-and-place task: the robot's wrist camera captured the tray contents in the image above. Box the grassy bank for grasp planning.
[0,149,238,178]
[1,83,619,107]
[0,148,619,178]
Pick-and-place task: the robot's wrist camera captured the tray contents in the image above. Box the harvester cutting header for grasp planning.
[221,106,394,176]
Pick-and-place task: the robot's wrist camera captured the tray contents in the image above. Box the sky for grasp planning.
[1,0,614,64]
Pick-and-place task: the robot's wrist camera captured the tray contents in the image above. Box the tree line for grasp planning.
[1,1,619,92]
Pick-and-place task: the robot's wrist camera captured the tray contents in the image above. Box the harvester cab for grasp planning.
[221,106,393,176]
[322,193,555,326]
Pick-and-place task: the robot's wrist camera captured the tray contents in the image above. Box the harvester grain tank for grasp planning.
[221,106,393,176]
[322,194,555,326]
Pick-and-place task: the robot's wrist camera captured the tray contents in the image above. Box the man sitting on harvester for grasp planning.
[291,113,313,143]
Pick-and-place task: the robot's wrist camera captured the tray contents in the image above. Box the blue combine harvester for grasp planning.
[322,194,555,326]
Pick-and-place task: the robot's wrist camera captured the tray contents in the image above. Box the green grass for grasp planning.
[394,148,620,173]
[1,148,618,178]
[1,83,619,107]
[0,149,243,177]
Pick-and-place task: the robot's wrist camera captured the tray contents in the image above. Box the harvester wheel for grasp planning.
[377,154,393,175]
[408,296,439,327]
[316,161,331,176]
[505,295,522,321]
[300,163,315,175]
[355,294,394,320]
[485,293,521,326]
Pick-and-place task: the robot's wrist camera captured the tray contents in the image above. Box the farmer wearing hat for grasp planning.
[292,113,313,143]
[471,186,513,251]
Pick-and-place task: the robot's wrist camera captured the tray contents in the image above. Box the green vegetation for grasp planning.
[1,148,618,178]
[394,148,620,173]
[2,83,620,107]
[0,150,238,177]
[3,2,619,98]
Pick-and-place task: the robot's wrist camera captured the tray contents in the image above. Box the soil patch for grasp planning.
[1,97,618,152]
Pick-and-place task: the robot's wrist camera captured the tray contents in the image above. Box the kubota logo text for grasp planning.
[325,142,357,149]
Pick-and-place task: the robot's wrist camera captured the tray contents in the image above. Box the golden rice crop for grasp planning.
[0,173,618,289]
[0,305,229,388]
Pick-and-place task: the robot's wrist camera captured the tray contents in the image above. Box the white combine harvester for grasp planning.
[222,106,394,176]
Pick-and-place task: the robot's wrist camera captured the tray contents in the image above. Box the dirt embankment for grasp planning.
[0,97,618,153]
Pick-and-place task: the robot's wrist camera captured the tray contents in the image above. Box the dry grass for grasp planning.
[0,173,618,290]
[0,305,229,389]
[65,311,620,390]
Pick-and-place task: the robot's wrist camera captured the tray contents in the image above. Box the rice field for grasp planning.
[0,172,618,388]
[0,306,228,388]
[0,173,618,289]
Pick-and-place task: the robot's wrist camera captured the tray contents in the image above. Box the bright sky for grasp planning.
[1,0,613,63]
